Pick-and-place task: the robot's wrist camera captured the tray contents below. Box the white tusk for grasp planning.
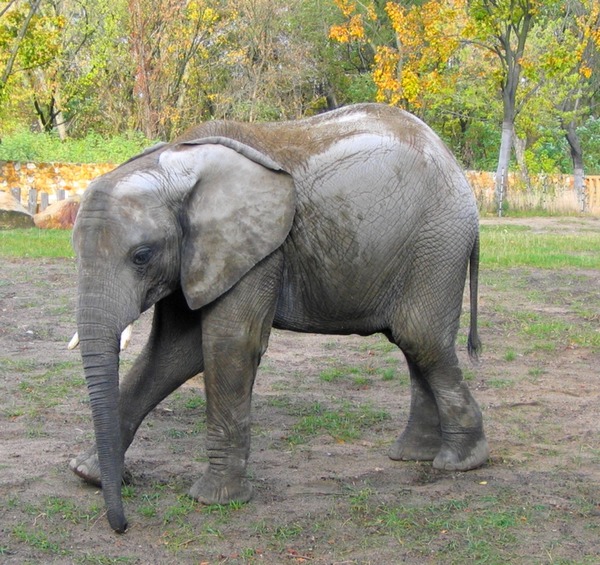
[68,324,133,351]
[68,332,80,350]
[120,324,134,351]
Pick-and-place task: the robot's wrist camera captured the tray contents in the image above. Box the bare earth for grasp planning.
[1,216,599,564]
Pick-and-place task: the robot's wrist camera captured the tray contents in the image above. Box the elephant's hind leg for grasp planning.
[388,359,442,462]
[394,350,488,471]
[387,246,488,470]
[387,319,488,471]
[427,359,489,471]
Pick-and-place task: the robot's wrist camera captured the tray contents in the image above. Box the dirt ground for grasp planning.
[1,217,599,564]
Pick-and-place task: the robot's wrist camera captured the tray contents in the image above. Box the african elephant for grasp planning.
[69,103,488,533]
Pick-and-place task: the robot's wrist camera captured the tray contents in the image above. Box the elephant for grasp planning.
[69,103,488,533]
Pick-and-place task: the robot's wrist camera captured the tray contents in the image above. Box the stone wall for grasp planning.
[1,160,598,214]
[0,161,115,206]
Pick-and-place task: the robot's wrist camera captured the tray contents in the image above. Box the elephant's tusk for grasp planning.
[67,332,80,350]
[120,324,133,351]
[67,324,134,351]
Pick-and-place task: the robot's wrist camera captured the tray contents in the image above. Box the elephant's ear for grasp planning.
[160,139,296,310]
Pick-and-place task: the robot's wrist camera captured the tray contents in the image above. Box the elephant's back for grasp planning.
[176,104,448,173]
[178,104,476,231]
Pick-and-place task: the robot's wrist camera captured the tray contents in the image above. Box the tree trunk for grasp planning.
[564,120,586,212]
[129,0,156,139]
[512,131,530,191]
[495,120,513,216]
[54,87,68,140]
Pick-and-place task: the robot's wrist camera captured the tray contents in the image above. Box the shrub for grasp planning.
[0,130,153,164]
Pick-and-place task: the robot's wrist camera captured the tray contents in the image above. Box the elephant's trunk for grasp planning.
[77,291,130,533]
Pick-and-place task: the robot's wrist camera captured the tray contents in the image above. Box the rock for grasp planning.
[34,196,80,229]
[0,191,35,229]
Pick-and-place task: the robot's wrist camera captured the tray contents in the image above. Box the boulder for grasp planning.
[0,191,35,229]
[34,196,80,229]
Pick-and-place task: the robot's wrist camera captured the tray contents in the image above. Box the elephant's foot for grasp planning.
[432,430,489,471]
[69,448,132,487]
[388,426,442,462]
[189,470,253,505]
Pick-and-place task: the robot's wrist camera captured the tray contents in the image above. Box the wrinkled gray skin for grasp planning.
[70,103,488,533]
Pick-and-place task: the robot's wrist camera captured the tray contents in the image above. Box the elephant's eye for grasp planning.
[131,246,154,266]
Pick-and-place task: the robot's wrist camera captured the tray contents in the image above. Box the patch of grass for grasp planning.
[135,483,170,519]
[0,357,38,376]
[0,229,74,258]
[162,495,198,525]
[42,496,102,524]
[462,368,476,382]
[527,367,546,380]
[319,367,346,382]
[15,361,83,413]
[343,490,536,562]
[480,225,600,269]
[272,522,304,541]
[319,364,363,383]
[570,330,600,349]
[159,500,247,551]
[519,312,600,351]
[522,319,572,340]
[379,367,396,381]
[488,378,514,389]
[76,555,136,564]
[360,335,397,354]
[200,500,245,523]
[121,485,136,499]
[286,400,390,445]
[11,523,69,555]
[348,487,376,516]
[161,522,204,551]
[352,375,371,387]
[183,394,206,410]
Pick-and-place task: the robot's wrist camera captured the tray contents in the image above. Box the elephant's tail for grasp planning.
[467,233,482,360]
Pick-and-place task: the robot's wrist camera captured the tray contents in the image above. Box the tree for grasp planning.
[465,0,542,211]
[0,0,42,100]
[126,0,227,138]
[211,0,347,121]
[506,0,600,209]
[373,0,466,114]
[0,0,65,133]
[554,0,600,211]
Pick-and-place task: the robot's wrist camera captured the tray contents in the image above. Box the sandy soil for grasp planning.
[0,216,599,564]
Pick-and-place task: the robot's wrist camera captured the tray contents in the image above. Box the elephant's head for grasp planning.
[72,138,295,532]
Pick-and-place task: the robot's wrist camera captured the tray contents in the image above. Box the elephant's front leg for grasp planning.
[188,255,281,505]
[188,333,256,504]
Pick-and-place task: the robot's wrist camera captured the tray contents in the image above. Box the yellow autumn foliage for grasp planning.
[329,0,467,107]
[377,0,464,107]
[329,14,366,43]
[373,46,401,105]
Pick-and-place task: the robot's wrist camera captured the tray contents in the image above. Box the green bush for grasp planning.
[0,130,154,164]
[579,116,600,175]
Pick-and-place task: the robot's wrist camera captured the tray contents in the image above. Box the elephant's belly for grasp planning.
[272,279,389,336]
